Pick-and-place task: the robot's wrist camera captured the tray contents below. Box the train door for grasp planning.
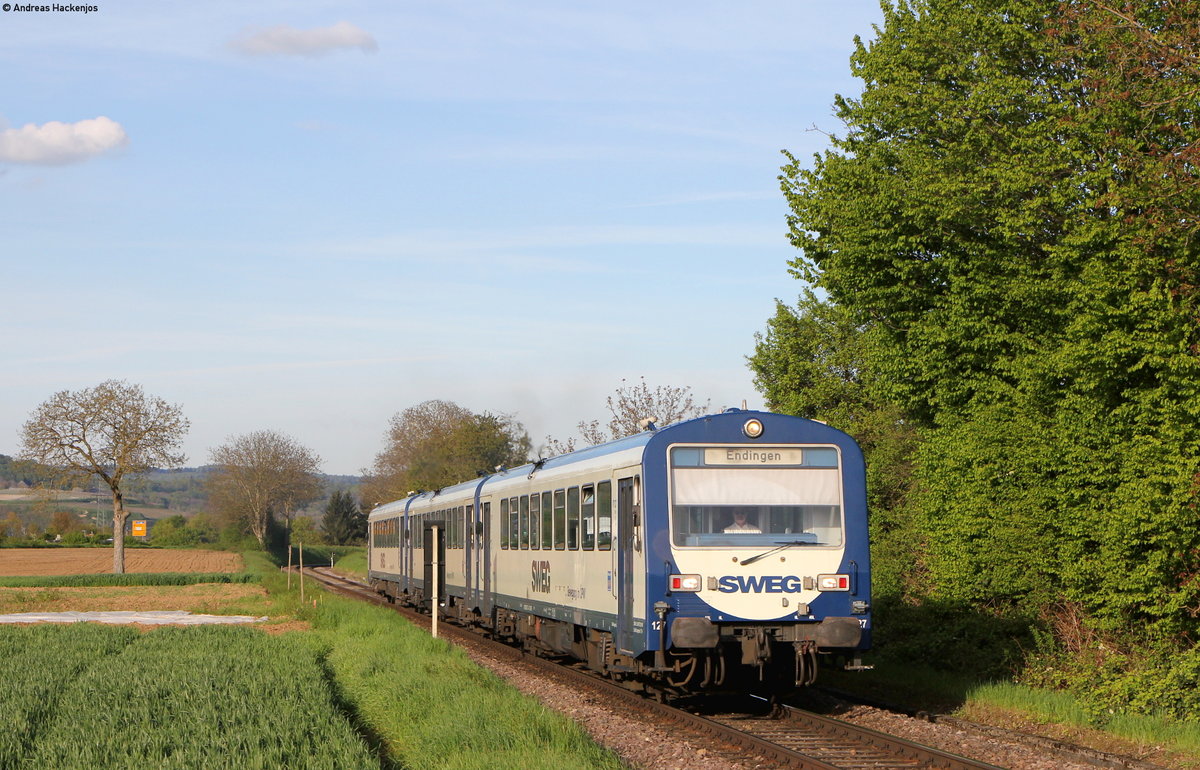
[464,504,474,607]
[402,513,412,594]
[616,472,643,654]
[422,519,446,610]
[477,502,491,615]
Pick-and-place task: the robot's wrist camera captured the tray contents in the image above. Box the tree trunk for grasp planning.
[111,488,128,574]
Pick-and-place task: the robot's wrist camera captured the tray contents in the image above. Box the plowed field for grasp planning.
[0,549,243,576]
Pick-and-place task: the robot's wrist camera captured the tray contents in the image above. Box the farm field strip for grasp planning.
[0,548,243,576]
[0,582,267,615]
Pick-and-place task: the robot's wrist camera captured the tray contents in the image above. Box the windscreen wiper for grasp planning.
[739,540,817,566]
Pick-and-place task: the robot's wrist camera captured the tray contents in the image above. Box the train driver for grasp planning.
[723,507,762,533]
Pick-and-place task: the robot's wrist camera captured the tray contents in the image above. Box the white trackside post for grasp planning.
[431,525,440,639]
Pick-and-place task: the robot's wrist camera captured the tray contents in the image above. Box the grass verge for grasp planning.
[253,553,624,769]
[823,662,1200,768]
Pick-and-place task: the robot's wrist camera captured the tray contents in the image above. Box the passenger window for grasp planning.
[500,498,509,549]
[510,497,519,550]
[581,485,595,550]
[554,489,566,550]
[567,487,580,550]
[541,491,553,550]
[520,495,529,549]
[597,480,612,550]
[529,493,541,550]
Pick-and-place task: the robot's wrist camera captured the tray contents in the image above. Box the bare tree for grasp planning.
[19,380,189,573]
[547,378,711,452]
[207,430,322,548]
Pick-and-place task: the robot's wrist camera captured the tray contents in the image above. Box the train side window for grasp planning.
[581,485,595,550]
[510,497,520,549]
[458,506,465,549]
[597,480,612,550]
[529,493,541,550]
[554,489,566,550]
[541,490,553,550]
[500,498,509,549]
[466,505,473,547]
[567,487,580,550]
[520,495,530,549]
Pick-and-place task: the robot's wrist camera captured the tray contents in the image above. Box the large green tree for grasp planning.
[363,400,531,507]
[777,0,1200,642]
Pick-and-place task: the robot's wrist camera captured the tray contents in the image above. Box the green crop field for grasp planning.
[0,550,624,769]
[0,623,376,769]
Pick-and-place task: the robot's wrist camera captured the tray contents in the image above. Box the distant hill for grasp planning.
[0,455,362,517]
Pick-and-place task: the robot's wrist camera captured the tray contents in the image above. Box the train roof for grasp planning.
[367,409,856,521]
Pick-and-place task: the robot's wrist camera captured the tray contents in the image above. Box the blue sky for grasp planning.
[1,2,884,476]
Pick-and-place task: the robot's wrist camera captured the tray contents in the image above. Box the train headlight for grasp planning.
[742,418,764,438]
[817,574,850,591]
[669,574,702,592]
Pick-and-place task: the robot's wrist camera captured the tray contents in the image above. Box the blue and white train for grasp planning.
[367,409,871,696]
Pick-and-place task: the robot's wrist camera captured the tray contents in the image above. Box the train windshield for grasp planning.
[669,446,843,547]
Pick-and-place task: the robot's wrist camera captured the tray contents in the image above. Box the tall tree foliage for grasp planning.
[778,0,1200,640]
[321,490,366,545]
[206,430,323,548]
[749,293,920,596]
[363,400,531,507]
[19,380,189,573]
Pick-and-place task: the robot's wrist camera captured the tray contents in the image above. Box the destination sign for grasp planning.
[705,448,807,466]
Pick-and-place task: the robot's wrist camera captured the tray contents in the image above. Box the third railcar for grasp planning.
[367,409,871,696]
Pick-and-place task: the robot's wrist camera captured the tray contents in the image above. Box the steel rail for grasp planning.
[300,567,1002,770]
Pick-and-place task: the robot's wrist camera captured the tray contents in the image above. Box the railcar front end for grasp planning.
[635,411,872,695]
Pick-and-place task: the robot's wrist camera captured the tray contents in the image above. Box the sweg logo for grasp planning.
[717,575,805,593]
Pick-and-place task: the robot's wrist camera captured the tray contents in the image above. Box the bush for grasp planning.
[1019,604,1200,723]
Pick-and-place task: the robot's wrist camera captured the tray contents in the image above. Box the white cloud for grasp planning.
[230,21,378,57]
[0,116,128,165]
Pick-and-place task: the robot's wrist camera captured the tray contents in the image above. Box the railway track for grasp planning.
[299,566,1003,770]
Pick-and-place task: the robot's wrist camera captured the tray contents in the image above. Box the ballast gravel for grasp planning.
[449,638,1128,770]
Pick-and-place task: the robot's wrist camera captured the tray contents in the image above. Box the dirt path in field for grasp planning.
[0,548,243,576]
